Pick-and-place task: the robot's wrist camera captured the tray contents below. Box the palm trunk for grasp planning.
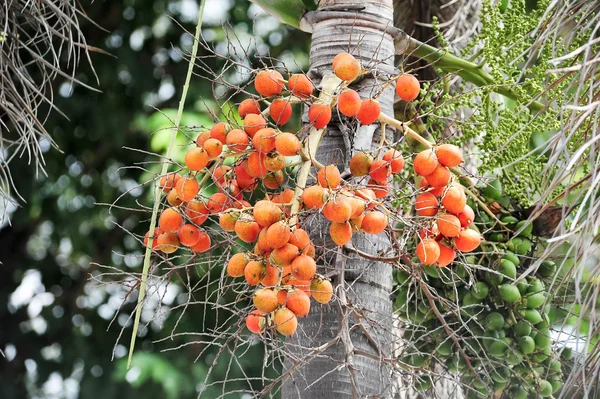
[281,1,395,398]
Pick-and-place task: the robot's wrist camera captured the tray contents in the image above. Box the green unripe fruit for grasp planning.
[499,284,521,303]
[501,215,519,224]
[455,264,467,278]
[539,260,557,277]
[471,282,489,300]
[513,387,529,399]
[395,270,410,285]
[532,352,548,362]
[561,347,573,360]
[526,292,546,309]
[486,312,505,330]
[500,259,517,279]
[494,380,508,391]
[483,330,499,350]
[514,320,532,336]
[484,179,502,200]
[503,251,520,265]
[491,367,510,383]
[410,354,427,367]
[423,265,440,278]
[517,281,529,295]
[418,301,429,314]
[497,329,507,339]
[414,375,433,391]
[551,379,563,393]
[505,349,524,365]
[515,220,533,237]
[489,340,509,358]
[518,336,535,354]
[462,292,482,306]
[394,287,409,310]
[485,271,504,286]
[539,380,553,397]
[535,328,552,350]
[549,359,561,372]
[507,237,533,255]
[437,340,453,357]
[472,378,486,390]
[523,309,543,324]
[528,278,545,294]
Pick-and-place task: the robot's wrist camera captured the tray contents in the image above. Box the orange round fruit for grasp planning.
[195,131,211,147]
[245,151,268,178]
[263,152,286,172]
[235,217,261,243]
[356,98,381,125]
[308,104,332,129]
[317,164,341,188]
[441,185,467,215]
[207,192,229,213]
[156,232,179,253]
[202,138,223,159]
[244,260,266,286]
[159,208,183,232]
[238,98,261,118]
[144,227,162,249]
[227,252,249,277]
[420,176,445,197]
[253,288,279,313]
[413,149,438,176]
[349,152,373,176]
[185,199,209,225]
[185,147,209,171]
[454,229,481,252]
[302,185,327,209]
[275,132,301,156]
[255,69,284,97]
[253,200,283,227]
[252,128,277,153]
[337,89,361,117]
[219,210,238,232]
[225,129,249,152]
[274,307,298,336]
[395,74,420,102]
[291,255,316,280]
[415,192,439,217]
[190,231,211,252]
[269,98,293,125]
[361,211,388,234]
[289,228,310,249]
[457,204,475,227]
[323,197,352,223]
[288,74,313,98]
[437,213,461,237]
[310,278,333,304]
[159,173,181,193]
[332,52,351,69]
[167,189,182,207]
[266,221,291,249]
[425,165,451,188]
[210,122,230,144]
[383,149,404,173]
[261,263,280,286]
[243,114,267,138]
[334,53,361,81]
[178,224,201,246]
[416,238,441,265]
[436,144,463,167]
[436,243,456,267]
[330,222,352,246]
[369,159,391,184]
[245,310,266,334]
[286,289,311,317]
[270,243,299,267]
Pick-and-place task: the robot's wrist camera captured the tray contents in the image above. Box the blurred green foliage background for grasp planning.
[0,1,309,397]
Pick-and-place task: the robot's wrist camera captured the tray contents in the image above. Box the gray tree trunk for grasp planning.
[281,1,396,398]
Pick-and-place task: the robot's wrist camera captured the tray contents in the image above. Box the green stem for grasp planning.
[126,0,206,369]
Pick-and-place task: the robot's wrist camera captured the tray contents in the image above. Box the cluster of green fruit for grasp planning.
[394,193,569,398]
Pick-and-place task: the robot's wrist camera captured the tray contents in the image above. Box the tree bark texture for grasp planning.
[281,1,396,398]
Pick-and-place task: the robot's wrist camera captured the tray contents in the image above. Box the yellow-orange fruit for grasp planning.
[436,243,456,267]
[291,255,316,280]
[263,152,285,172]
[212,165,231,185]
[144,227,162,249]
[436,144,463,167]
[437,213,461,237]
[159,173,182,193]
[308,104,332,129]
[243,114,267,138]
[253,200,283,227]
[416,238,441,265]
[195,131,211,148]
[235,164,257,191]
[288,228,310,249]
[270,98,292,125]
[334,53,361,81]
[418,224,439,239]
[332,52,351,69]
[337,89,361,117]
[350,213,364,232]
[356,188,376,208]
[317,164,341,188]
[275,132,301,156]
[310,278,333,304]
[261,263,280,286]
[302,244,316,258]
[270,243,299,267]
[159,207,183,232]
[263,171,285,190]
[347,195,366,218]
[277,289,288,305]
[323,197,352,223]
[356,99,380,125]
[255,69,284,97]
[235,217,261,243]
[238,98,261,118]
[252,128,277,153]
[415,192,439,217]
[202,138,223,159]
[361,211,388,234]
[185,147,209,171]
[225,129,249,153]
[178,224,201,247]
[302,185,327,209]
[245,152,268,178]
[227,252,249,277]
[413,149,439,176]
[457,204,475,227]
[383,149,405,174]
[454,229,481,252]
[185,199,209,225]
[167,189,182,207]
[253,288,278,313]
[156,232,179,253]
[274,307,298,336]
[266,221,291,249]
[207,192,229,213]
[441,185,467,215]
[219,210,238,232]
[420,177,445,197]
[426,165,451,188]
[245,310,266,334]
[330,222,352,246]
[286,289,311,317]
[349,152,373,176]
[368,179,390,199]
[244,260,266,286]
[395,74,420,102]
[210,122,230,144]
[369,159,391,184]
[288,74,313,98]
[190,230,211,252]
